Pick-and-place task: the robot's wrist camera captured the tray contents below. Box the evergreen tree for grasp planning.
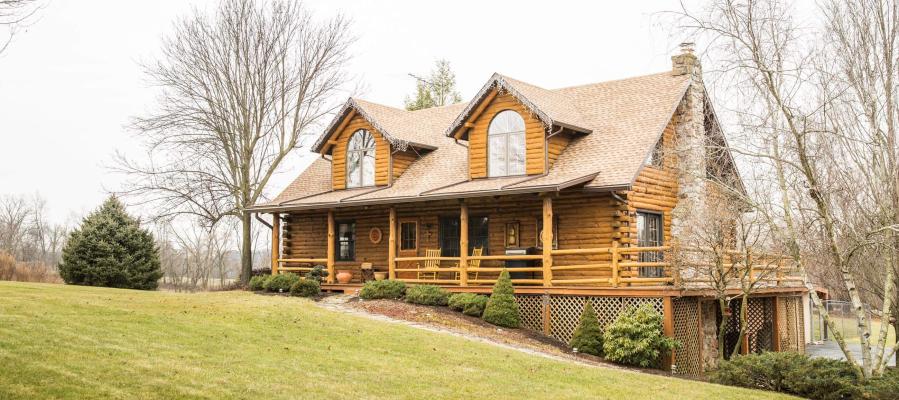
[569,300,604,356]
[482,269,520,328]
[58,196,162,290]
[404,59,463,111]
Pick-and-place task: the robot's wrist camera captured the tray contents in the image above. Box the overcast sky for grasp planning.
[0,0,691,224]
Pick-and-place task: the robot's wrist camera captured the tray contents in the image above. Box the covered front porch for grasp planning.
[267,191,679,289]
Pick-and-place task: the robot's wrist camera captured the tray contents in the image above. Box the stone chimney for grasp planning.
[671,42,700,76]
[670,41,708,275]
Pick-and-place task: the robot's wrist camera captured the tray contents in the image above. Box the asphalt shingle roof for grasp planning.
[256,71,690,211]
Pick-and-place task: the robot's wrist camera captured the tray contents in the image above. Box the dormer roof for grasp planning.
[446,73,592,139]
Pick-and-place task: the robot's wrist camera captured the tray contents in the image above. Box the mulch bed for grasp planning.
[344,298,680,378]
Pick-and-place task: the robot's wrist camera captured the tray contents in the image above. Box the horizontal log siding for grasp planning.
[330,115,390,190]
[391,149,418,181]
[281,191,639,285]
[547,133,572,168]
[621,115,679,286]
[468,92,545,178]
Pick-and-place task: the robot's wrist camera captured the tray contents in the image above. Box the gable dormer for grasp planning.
[446,74,591,180]
[313,98,439,191]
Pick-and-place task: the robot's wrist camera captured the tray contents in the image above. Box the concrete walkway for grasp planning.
[806,340,896,367]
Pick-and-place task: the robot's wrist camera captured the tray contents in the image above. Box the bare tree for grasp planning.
[117,0,353,283]
[0,0,40,54]
[677,0,899,378]
[675,189,787,361]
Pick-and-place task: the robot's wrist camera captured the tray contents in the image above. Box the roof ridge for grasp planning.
[551,71,674,91]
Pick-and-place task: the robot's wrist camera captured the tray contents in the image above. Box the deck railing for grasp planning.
[275,247,803,288]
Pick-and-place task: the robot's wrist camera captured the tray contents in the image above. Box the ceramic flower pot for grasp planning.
[336,270,353,284]
[373,272,387,281]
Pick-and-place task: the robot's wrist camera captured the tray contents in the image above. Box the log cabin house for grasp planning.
[248,45,809,376]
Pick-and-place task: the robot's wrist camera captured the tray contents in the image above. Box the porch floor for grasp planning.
[320,283,807,297]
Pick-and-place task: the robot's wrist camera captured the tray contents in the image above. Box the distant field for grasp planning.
[0,282,795,399]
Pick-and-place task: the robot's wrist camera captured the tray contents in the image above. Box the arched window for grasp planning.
[488,110,526,177]
[346,130,375,188]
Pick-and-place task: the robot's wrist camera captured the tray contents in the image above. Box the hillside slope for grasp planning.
[0,282,794,399]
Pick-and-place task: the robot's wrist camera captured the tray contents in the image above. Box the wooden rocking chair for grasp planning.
[455,247,484,282]
[416,248,442,280]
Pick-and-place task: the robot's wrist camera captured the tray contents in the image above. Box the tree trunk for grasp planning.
[239,212,253,285]
[718,297,729,360]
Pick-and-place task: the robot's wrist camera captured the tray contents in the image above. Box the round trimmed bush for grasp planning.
[248,275,268,291]
[448,293,478,311]
[264,273,300,292]
[482,270,520,328]
[448,292,488,316]
[290,279,320,297]
[461,295,488,317]
[603,303,677,368]
[405,285,450,306]
[569,300,603,356]
[359,280,406,300]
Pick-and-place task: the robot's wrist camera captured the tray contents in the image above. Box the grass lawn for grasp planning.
[0,282,795,399]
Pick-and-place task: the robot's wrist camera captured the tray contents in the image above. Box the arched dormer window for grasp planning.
[346,129,375,188]
[488,110,526,177]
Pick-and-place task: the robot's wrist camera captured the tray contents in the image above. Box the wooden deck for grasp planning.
[320,282,807,298]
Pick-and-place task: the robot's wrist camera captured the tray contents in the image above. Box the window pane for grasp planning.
[508,132,526,175]
[362,150,375,186]
[469,216,489,254]
[336,222,355,261]
[346,151,361,188]
[489,110,525,136]
[488,135,506,177]
[636,212,663,277]
[346,130,375,188]
[438,217,461,257]
[400,222,416,251]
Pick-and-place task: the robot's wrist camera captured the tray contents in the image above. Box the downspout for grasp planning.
[254,212,273,229]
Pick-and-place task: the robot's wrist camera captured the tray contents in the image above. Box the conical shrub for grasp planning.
[58,196,162,290]
[569,300,603,356]
[482,269,520,328]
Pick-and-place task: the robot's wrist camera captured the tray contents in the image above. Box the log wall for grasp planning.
[329,115,391,190]
[468,91,545,178]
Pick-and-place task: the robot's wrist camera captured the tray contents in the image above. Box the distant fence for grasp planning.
[810,300,895,343]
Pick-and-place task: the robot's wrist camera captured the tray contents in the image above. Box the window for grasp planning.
[438,216,489,257]
[636,211,664,278]
[346,130,375,188]
[487,110,526,177]
[336,221,356,261]
[400,222,417,251]
[536,215,559,249]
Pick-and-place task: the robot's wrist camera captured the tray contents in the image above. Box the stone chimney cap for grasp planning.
[672,42,700,76]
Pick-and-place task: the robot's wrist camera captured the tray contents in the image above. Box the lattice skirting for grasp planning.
[672,297,703,376]
[778,296,805,353]
[515,295,663,345]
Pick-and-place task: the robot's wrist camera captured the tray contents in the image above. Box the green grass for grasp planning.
[0,282,795,399]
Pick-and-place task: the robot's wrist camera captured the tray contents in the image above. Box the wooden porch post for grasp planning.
[459,201,469,286]
[542,196,554,287]
[327,210,335,283]
[662,296,675,371]
[271,213,280,275]
[388,207,396,280]
[772,296,782,351]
